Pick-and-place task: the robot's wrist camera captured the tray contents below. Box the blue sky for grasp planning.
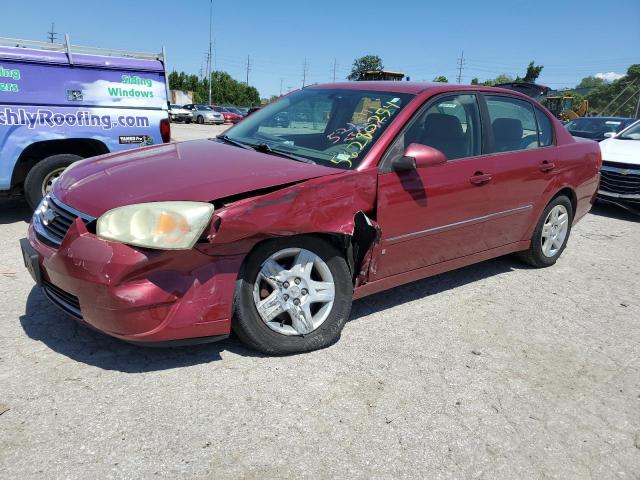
[4,0,639,98]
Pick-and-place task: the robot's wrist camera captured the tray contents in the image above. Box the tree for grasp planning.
[470,77,479,85]
[348,55,384,81]
[522,61,544,83]
[168,69,260,106]
[432,76,448,83]
[482,74,514,86]
[586,64,640,116]
[576,76,607,89]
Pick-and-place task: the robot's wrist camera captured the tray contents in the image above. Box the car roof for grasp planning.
[305,81,540,99]
[571,116,634,121]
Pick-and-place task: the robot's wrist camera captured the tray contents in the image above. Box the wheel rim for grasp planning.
[41,167,66,196]
[541,204,569,258]
[252,248,335,336]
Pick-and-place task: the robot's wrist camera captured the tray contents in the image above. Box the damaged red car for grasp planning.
[20,82,601,354]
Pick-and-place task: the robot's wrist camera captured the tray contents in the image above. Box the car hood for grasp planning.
[53,140,342,217]
[599,138,640,166]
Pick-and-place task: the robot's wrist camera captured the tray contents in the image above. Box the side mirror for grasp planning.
[392,143,447,171]
[603,131,616,139]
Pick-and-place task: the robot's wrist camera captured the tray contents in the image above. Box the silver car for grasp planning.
[182,104,224,125]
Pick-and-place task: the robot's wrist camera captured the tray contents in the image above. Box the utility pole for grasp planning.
[207,0,213,105]
[279,78,284,96]
[302,58,308,88]
[332,58,337,82]
[635,89,640,119]
[47,22,58,43]
[245,55,251,85]
[456,50,465,84]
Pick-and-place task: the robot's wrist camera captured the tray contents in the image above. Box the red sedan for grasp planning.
[21,82,601,354]
[211,105,242,124]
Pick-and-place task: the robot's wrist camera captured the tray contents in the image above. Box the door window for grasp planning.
[534,107,554,147]
[485,95,539,152]
[382,94,482,169]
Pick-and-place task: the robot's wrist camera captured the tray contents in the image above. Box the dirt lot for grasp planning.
[0,129,639,479]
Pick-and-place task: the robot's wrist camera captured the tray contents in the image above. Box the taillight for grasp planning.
[160,118,171,143]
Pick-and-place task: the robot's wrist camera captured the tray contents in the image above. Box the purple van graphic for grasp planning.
[0,36,170,208]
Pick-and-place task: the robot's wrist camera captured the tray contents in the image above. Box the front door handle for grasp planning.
[539,160,556,173]
[470,172,492,186]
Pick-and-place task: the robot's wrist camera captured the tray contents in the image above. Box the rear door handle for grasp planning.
[470,172,492,186]
[539,160,556,173]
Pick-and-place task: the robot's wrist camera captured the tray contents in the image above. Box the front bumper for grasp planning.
[24,219,242,344]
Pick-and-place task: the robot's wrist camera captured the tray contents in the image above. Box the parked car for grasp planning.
[263,111,290,127]
[168,104,192,123]
[21,82,601,354]
[597,120,640,213]
[246,106,260,116]
[0,36,171,209]
[182,104,224,124]
[564,116,636,142]
[226,106,247,117]
[236,107,250,116]
[211,105,242,124]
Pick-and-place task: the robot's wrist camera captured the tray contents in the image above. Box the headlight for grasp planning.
[97,201,214,250]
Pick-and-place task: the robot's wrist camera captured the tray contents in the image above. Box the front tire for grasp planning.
[233,236,352,355]
[197,115,204,124]
[518,195,573,267]
[24,154,83,209]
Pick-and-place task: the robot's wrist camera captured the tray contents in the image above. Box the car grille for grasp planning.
[600,162,640,195]
[43,281,82,318]
[34,195,95,248]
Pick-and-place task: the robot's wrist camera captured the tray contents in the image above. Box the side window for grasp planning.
[384,94,481,166]
[486,95,539,152]
[535,107,554,147]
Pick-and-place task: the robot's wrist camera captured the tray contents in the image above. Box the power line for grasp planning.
[47,22,58,43]
[456,50,465,84]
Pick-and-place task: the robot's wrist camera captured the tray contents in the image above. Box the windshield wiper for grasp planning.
[216,134,252,150]
[249,142,317,164]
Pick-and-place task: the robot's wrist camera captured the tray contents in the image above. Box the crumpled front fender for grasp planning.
[196,169,381,283]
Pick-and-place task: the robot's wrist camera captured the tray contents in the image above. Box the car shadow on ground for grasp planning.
[350,255,526,321]
[19,255,527,372]
[589,201,639,222]
[0,197,31,225]
[19,287,268,373]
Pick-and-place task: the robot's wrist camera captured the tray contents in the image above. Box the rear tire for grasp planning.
[518,195,573,267]
[24,154,83,209]
[233,236,352,355]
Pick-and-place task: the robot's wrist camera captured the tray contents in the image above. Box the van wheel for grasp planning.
[24,154,83,209]
[518,195,573,268]
[233,236,352,355]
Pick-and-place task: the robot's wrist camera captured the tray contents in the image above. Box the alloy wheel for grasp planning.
[252,247,335,336]
[541,204,569,257]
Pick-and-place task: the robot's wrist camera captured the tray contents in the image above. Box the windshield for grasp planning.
[617,121,640,140]
[170,104,181,109]
[223,88,414,169]
[196,105,212,111]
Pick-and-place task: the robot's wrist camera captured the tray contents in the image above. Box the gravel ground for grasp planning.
[0,132,639,479]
